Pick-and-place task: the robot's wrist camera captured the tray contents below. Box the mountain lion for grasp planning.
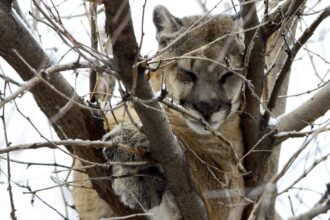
[73,5,245,220]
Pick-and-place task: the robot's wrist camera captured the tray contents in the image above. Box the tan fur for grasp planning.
[73,160,114,220]
[166,109,244,220]
[150,9,246,218]
[99,105,244,220]
[73,6,245,220]
[73,107,244,219]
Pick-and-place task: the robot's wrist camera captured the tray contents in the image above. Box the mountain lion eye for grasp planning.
[177,68,197,83]
[219,71,233,84]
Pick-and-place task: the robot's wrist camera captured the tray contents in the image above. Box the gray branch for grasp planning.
[103,1,207,219]
[275,82,330,142]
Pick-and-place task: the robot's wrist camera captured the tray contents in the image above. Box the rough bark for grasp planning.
[239,0,266,193]
[103,1,207,219]
[256,17,297,220]
[0,3,136,217]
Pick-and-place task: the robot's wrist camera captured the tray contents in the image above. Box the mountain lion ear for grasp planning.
[153,5,182,43]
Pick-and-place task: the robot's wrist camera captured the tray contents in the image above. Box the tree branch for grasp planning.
[104,1,207,219]
[288,203,330,220]
[0,139,142,156]
[0,3,136,217]
[265,7,330,122]
[0,61,93,109]
[275,81,330,141]
[0,76,40,109]
[239,0,267,194]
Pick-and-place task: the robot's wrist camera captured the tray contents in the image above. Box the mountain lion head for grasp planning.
[152,5,244,133]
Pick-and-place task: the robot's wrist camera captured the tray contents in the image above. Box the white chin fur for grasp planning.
[184,110,227,134]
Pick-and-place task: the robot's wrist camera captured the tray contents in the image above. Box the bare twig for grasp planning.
[245,125,327,219]
[0,170,67,219]
[274,127,330,140]
[32,0,108,64]
[288,202,330,220]
[0,156,74,170]
[278,152,330,195]
[0,76,40,109]
[0,139,142,156]
[278,79,330,99]
[12,49,120,113]
[0,73,22,87]
[1,81,17,220]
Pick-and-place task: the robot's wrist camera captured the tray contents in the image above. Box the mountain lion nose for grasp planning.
[193,101,219,121]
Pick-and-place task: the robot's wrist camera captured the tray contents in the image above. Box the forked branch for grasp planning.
[266,7,330,115]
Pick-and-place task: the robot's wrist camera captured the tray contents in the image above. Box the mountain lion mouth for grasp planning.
[184,110,228,134]
[185,119,222,134]
[178,99,232,133]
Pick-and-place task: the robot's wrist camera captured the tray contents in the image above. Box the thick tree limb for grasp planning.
[89,2,98,102]
[239,0,266,191]
[0,3,136,217]
[257,17,299,219]
[275,82,330,142]
[104,1,207,219]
